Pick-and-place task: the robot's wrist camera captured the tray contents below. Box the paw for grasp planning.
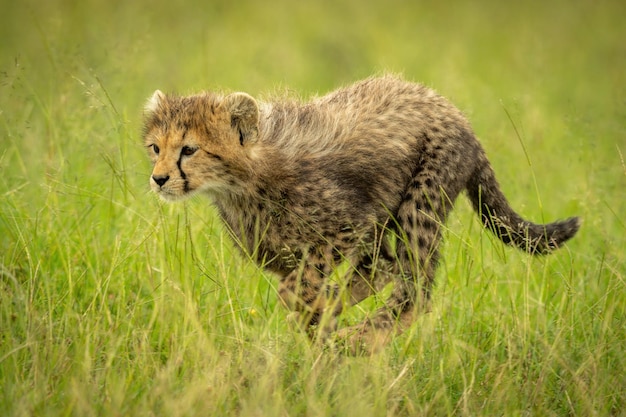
[334,322,392,355]
[286,311,337,344]
[285,311,303,330]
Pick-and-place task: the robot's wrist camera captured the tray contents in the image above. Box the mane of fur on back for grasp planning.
[256,98,349,161]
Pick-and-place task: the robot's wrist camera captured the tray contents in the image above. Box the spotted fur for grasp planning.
[142,75,580,353]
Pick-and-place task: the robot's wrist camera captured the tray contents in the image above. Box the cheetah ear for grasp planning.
[221,92,259,145]
[145,90,165,115]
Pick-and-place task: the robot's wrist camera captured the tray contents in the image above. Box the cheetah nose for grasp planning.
[152,174,170,187]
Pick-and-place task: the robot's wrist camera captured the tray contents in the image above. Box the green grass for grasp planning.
[1,0,625,415]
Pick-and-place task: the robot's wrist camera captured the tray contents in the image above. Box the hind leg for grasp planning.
[338,171,454,354]
[387,179,449,318]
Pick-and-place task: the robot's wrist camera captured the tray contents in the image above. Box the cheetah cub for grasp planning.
[142,75,579,354]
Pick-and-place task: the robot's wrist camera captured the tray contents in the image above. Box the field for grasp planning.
[1,0,625,415]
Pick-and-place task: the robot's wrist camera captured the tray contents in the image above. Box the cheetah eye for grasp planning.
[151,144,160,155]
[181,146,197,156]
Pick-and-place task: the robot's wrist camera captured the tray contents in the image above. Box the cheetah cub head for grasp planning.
[142,90,259,201]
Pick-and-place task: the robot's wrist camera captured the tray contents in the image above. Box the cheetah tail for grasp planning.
[466,155,580,255]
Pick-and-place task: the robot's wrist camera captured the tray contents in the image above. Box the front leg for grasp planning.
[277,252,342,341]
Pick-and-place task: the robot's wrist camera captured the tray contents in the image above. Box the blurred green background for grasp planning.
[2,0,624,209]
[1,0,625,416]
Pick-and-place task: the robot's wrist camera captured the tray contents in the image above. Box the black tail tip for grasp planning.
[539,216,581,254]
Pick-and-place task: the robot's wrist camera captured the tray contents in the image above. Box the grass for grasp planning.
[1,0,625,415]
